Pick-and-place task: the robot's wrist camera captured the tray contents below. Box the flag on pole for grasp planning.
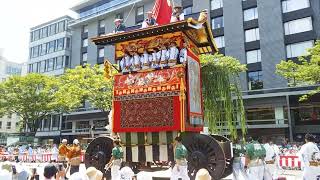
[152,0,172,25]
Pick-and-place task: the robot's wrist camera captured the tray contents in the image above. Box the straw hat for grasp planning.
[86,167,103,180]
[195,168,211,180]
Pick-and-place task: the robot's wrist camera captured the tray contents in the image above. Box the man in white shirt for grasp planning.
[170,6,184,23]
[263,138,280,180]
[298,134,320,179]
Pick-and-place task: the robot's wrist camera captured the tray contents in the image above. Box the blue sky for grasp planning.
[0,0,79,63]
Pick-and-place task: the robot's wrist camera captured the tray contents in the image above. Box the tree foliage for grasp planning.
[0,64,114,133]
[276,40,320,100]
[200,53,247,139]
[0,73,73,132]
[59,64,113,112]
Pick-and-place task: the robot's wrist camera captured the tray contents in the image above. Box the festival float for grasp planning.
[84,18,233,179]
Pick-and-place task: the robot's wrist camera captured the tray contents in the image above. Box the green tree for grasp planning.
[276,40,320,101]
[59,64,113,112]
[0,73,76,133]
[200,53,247,139]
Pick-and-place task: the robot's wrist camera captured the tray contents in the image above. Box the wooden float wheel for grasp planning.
[84,136,114,174]
[182,133,226,180]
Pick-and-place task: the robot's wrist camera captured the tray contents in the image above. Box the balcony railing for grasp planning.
[69,0,141,26]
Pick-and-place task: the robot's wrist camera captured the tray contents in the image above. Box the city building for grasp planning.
[0,54,25,144]
[27,16,74,144]
[68,0,320,142]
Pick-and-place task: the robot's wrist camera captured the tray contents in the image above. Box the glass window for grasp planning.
[40,60,46,73]
[286,40,313,58]
[41,27,48,38]
[0,121,2,128]
[47,58,54,71]
[83,38,88,47]
[282,0,310,13]
[57,21,65,33]
[211,0,223,10]
[41,44,47,56]
[214,36,225,48]
[32,46,39,57]
[56,56,64,69]
[137,6,144,16]
[76,121,89,129]
[52,115,60,128]
[49,24,56,36]
[244,7,258,21]
[65,56,70,67]
[245,28,260,42]
[183,6,192,15]
[246,49,261,64]
[43,118,50,129]
[82,53,88,62]
[48,41,55,53]
[99,19,105,28]
[83,25,88,33]
[212,16,224,29]
[116,13,124,20]
[284,17,313,35]
[57,38,65,51]
[246,107,275,122]
[248,71,263,90]
[33,30,40,41]
[6,122,11,129]
[66,38,71,49]
[98,48,104,58]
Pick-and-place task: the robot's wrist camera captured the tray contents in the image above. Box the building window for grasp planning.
[284,17,313,35]
[116,13,124,20]
[48,41,55,53]
[246,49,261,64]
[98,48,104,58]
[245,28,260,42]
[49,24,56,36]
[0,121,2,129]
[57,21,65,33]
[65,56,70,67]
[57,38,65,51]
[32,46,39,58]
[136,6,144,16]
[183,6,192,15]
[82,25,88,33]
[99,19,105,28]
[211,0,223,10]
[214,36,225,48]
[47,58,54,71]
[212,16,224,29]
[66,38,71,49]
[246,107,275,122]
[286,40,313,58]
[40,44,47,56]
[56,56,64,69]
[248,71,263,90]
[52,115,60,128]
[82,53,88,62]
[282,0,310,13]
[244,7,258,21]
[82,38,88,47]
[40,60,46,73]
[6,122,11,129]
[41,27,48,38]
[33,30,40,41]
